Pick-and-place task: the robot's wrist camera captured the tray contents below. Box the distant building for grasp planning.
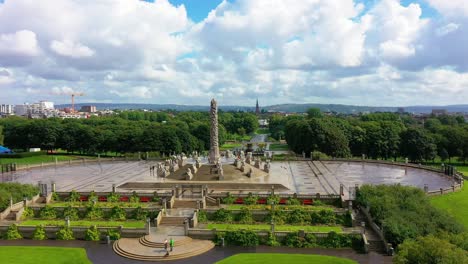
[14,104,29,116]
[432,109,447,116]
[80,105,97,113]
[255,99,260,115]
[0,104,13,115]
[258,119,269,127]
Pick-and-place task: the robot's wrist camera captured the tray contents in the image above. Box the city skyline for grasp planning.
[0,0,467,106]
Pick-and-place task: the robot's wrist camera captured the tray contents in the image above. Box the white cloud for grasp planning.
[50,40,95,58]
[435,23,460,36]
[0,0,466,106]
[427,0,468,17]
[0,30,40,57]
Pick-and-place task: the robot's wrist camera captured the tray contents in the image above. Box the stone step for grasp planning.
[113,238,215,261]
[139,235,192,248]
[159,217,186,226]
[368,240,386,253]
[173,200,198,209]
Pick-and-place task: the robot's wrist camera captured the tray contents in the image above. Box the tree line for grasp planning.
[273,110,468,162]
[0,111,259,155]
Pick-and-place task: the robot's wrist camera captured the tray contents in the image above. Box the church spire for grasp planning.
[255,98,260,115]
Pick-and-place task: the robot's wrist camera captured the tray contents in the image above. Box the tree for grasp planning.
[395,235,468,264]
[400,128,436,162]
[0,125,4,145]
[307,108,323,118]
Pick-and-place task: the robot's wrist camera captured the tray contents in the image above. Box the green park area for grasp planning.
[20,219,144,228]
[0,154,80,165]
[268,143,289,151]
[431,166,468,228]
[0,246,91,264]
[216,254,357,264]
[206,223,341,233]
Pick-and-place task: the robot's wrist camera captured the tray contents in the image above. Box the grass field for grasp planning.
[268,143,289,151]
[0,246,91,264]
[255,128,270,134]
[20,219,145,228]
[0,155,79,165]
[220,143,243,150]
[216,254,357,264]
[206,223,342,233]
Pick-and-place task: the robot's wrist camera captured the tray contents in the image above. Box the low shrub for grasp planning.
[88,191,98,203]
[197,210,208,223]
[132,207,147,220]
[51,192,60,202]
[85,225,101,241]
[32,225,47,240]
[63,206,80,220]
[213,208,233,223]
[243,194,258,205]
[221,193,235,205]
[107,193,120,203]
[267,194,280,205]
[129,192,139,203]
[22,207,35,219]
[68,190,80,202]
[4,224,22,240]
[56,226,74,240]
[310,209,336,225]
[318,231,353,248]
[85,205,104,220]
[224,230,259,246]
[109,206,126,221]
[266,232,280,246]
[286,208,311,225]
[236,207,253,224]
[286,197,301,205]
[265,209,286,225]
[283,232,306,248]
[106,229,121,240]
[39,205,57,219]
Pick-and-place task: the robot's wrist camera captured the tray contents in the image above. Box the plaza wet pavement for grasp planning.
[1,160,454,198]
[0,240,393,264]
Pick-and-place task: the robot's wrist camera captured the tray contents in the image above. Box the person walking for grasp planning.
[170,237,175,252]
[164,238,168,251]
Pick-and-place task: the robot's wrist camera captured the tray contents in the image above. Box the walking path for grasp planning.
[0,240,393,264]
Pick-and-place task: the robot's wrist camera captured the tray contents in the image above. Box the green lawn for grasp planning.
[0,155,80,165]
[216,254,357,264]
[431,185,468,229]
[20,219,145,228]
[0,246,91,264]
[206,223,342,233]
[220,143,243,151]
[268,143,289,151]
[255,128,270,134]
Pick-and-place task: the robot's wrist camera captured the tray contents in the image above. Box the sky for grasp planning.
[0,0,467,107]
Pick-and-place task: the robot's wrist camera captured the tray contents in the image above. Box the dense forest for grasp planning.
[0,111,258,155]
[271,109,468,162]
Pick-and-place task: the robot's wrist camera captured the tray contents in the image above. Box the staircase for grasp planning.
[5,210,18,221]
[368,240,386,253]
[173,199,198,209]
[113,228,214,261]
[159,216,186,226]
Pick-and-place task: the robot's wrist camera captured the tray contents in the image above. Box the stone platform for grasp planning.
[113,231,215,261]
[167,163,268,181]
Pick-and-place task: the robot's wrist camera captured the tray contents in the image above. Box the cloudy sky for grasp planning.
[0,0,467,107]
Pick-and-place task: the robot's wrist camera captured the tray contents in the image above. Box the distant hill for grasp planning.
[56,103,468,114]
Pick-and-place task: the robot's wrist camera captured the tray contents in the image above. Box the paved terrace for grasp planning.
[0,160,455,198]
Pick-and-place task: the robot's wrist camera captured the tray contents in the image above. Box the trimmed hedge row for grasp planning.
[214,230,363,250]
[201,208,351,226]
[1,224,120,241]
[27,205,158,221]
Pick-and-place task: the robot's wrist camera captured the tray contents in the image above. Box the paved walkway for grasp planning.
[0,240,393,264]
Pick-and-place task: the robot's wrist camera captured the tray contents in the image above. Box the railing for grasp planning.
[359,206,391,254]
[155,210,163,227]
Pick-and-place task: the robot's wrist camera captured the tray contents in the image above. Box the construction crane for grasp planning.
[71,92,84,113]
